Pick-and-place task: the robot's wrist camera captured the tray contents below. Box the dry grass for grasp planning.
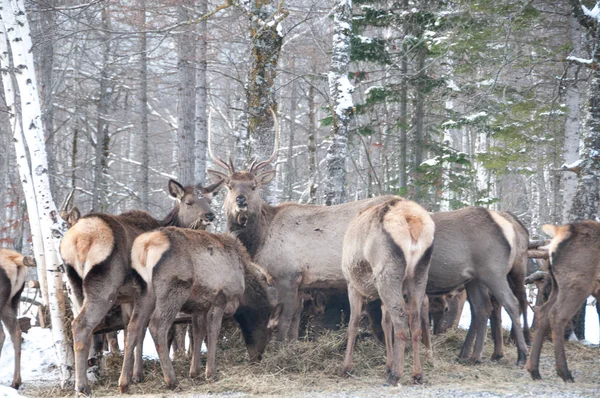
[24,321,600,397]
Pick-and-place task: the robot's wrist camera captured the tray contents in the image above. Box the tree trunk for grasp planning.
[92,4,112,212]
[195,0,208,184]
[244,2,285,203]
[306,75,318,204]
[139,0,149,210]
[176,0,197,186]
[561,15,584,223]
[0,0,74,385]
[324,0,353,206]
[285,59,297,201]
[398,0,409,192]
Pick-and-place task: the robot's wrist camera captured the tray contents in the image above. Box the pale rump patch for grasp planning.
[542,224,571,265]
[60,217,114,279]
[131,231,170,284]
[0,249,28,300]
[383,201,435,273]
[250,262,274,286]
[490,211,517,274]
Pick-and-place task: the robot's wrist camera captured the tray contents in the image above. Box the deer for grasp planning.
[341,197,435,386]
[0,249,35,389]
[59,179,222,395]
[366,207,529,365]
[118,227,282,392]
[526,221,600,382]
[206,109,396,342]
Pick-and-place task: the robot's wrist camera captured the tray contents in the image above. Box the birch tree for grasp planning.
[0,0,73,385]
[324,0,353,206]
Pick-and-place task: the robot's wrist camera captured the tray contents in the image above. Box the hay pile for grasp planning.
[25,321,600,397]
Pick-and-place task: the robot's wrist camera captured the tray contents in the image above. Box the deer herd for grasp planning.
[1,111,599,394]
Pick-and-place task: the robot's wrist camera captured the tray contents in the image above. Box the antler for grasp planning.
[207,109,233,172]
[250,107,280,173]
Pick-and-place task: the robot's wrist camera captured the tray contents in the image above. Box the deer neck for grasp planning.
[228,202,276,257]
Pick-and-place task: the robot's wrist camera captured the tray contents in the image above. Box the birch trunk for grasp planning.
[0,0,73,385]
[177,0,197,186]
[324,0,353,206]
[561,14,583,223]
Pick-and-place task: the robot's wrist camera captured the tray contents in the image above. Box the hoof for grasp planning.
[558,371,574,383]
[340,366,352,378]
[118,383,129,394]
[132,373,143,384]
[10,380,21,390]
[75,384,91,397]
[412,374,423,385]
[166,381,179,390]
[384,373,399,386]
[491,353,504,361]
[528,369,542,381]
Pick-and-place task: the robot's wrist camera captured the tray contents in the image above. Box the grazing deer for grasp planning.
[367,207,529,365]
[59,179,222,395]
[0,248,35,389]
[527,221,600,382]
[460,211,531,362]
[207,109,395,342]
[429,289,466,335]
[118,227,281,392]
[341,198,435,386]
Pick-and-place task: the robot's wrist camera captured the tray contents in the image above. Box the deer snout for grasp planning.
[236,195,247,207]
[205,212,215,222]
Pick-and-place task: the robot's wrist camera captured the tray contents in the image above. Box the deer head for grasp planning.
[206,108,279,227]
[167,179,223,229]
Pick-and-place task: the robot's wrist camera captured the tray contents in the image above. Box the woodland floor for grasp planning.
[23,321,600,398]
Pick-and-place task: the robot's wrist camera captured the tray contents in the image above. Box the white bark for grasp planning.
[562,15,584,223]
[325,0,353,206]
[0,0,73,386]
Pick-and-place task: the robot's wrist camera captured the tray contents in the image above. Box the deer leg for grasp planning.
[509,270,531,346]
[482,276,527,365]
[205,305,225,380]
[420,295,432,353]
[287,295,303,341]
[274,279,300,342]
[341,285,363,376]
[1,306,21,389]
[148,300,181,390]
[118,295,155,393]
[189,312,207,379]
[526,279,558,381]
[461,281,489,361]
[72,296,115,395]
[380,304,394,374]
[548,289,590,382]
[489,296,504,361]
[406,278,427,384]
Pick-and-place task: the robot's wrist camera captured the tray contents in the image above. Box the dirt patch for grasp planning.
[23,322,600,397]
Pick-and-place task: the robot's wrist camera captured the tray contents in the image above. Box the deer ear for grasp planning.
[168,179,185,200]
[207,169,229,185]
[256,169,276,186]
[23,256,36,267]
[61,207,80,226]
[203,178,226,195]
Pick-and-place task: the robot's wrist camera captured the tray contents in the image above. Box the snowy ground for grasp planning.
[0,297,598,396]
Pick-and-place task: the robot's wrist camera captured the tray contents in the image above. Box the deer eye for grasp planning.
[185,199,194,206]
[252,185,256,191]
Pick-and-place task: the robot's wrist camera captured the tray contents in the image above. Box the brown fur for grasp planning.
[59,179,222,395]
[0,248,33,389]
[527,221,600,382]
[119,228,280,391]
[341,198,435,385]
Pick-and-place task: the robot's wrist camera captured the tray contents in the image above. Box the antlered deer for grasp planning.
[527,221,600,382]
[0,249,35,389]
[59,179,222,395]
[207,109,395,341]
[341,198,435,386]
[118,227,281,392]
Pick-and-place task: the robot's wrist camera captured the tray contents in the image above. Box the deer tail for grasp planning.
[131,231,170,285]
